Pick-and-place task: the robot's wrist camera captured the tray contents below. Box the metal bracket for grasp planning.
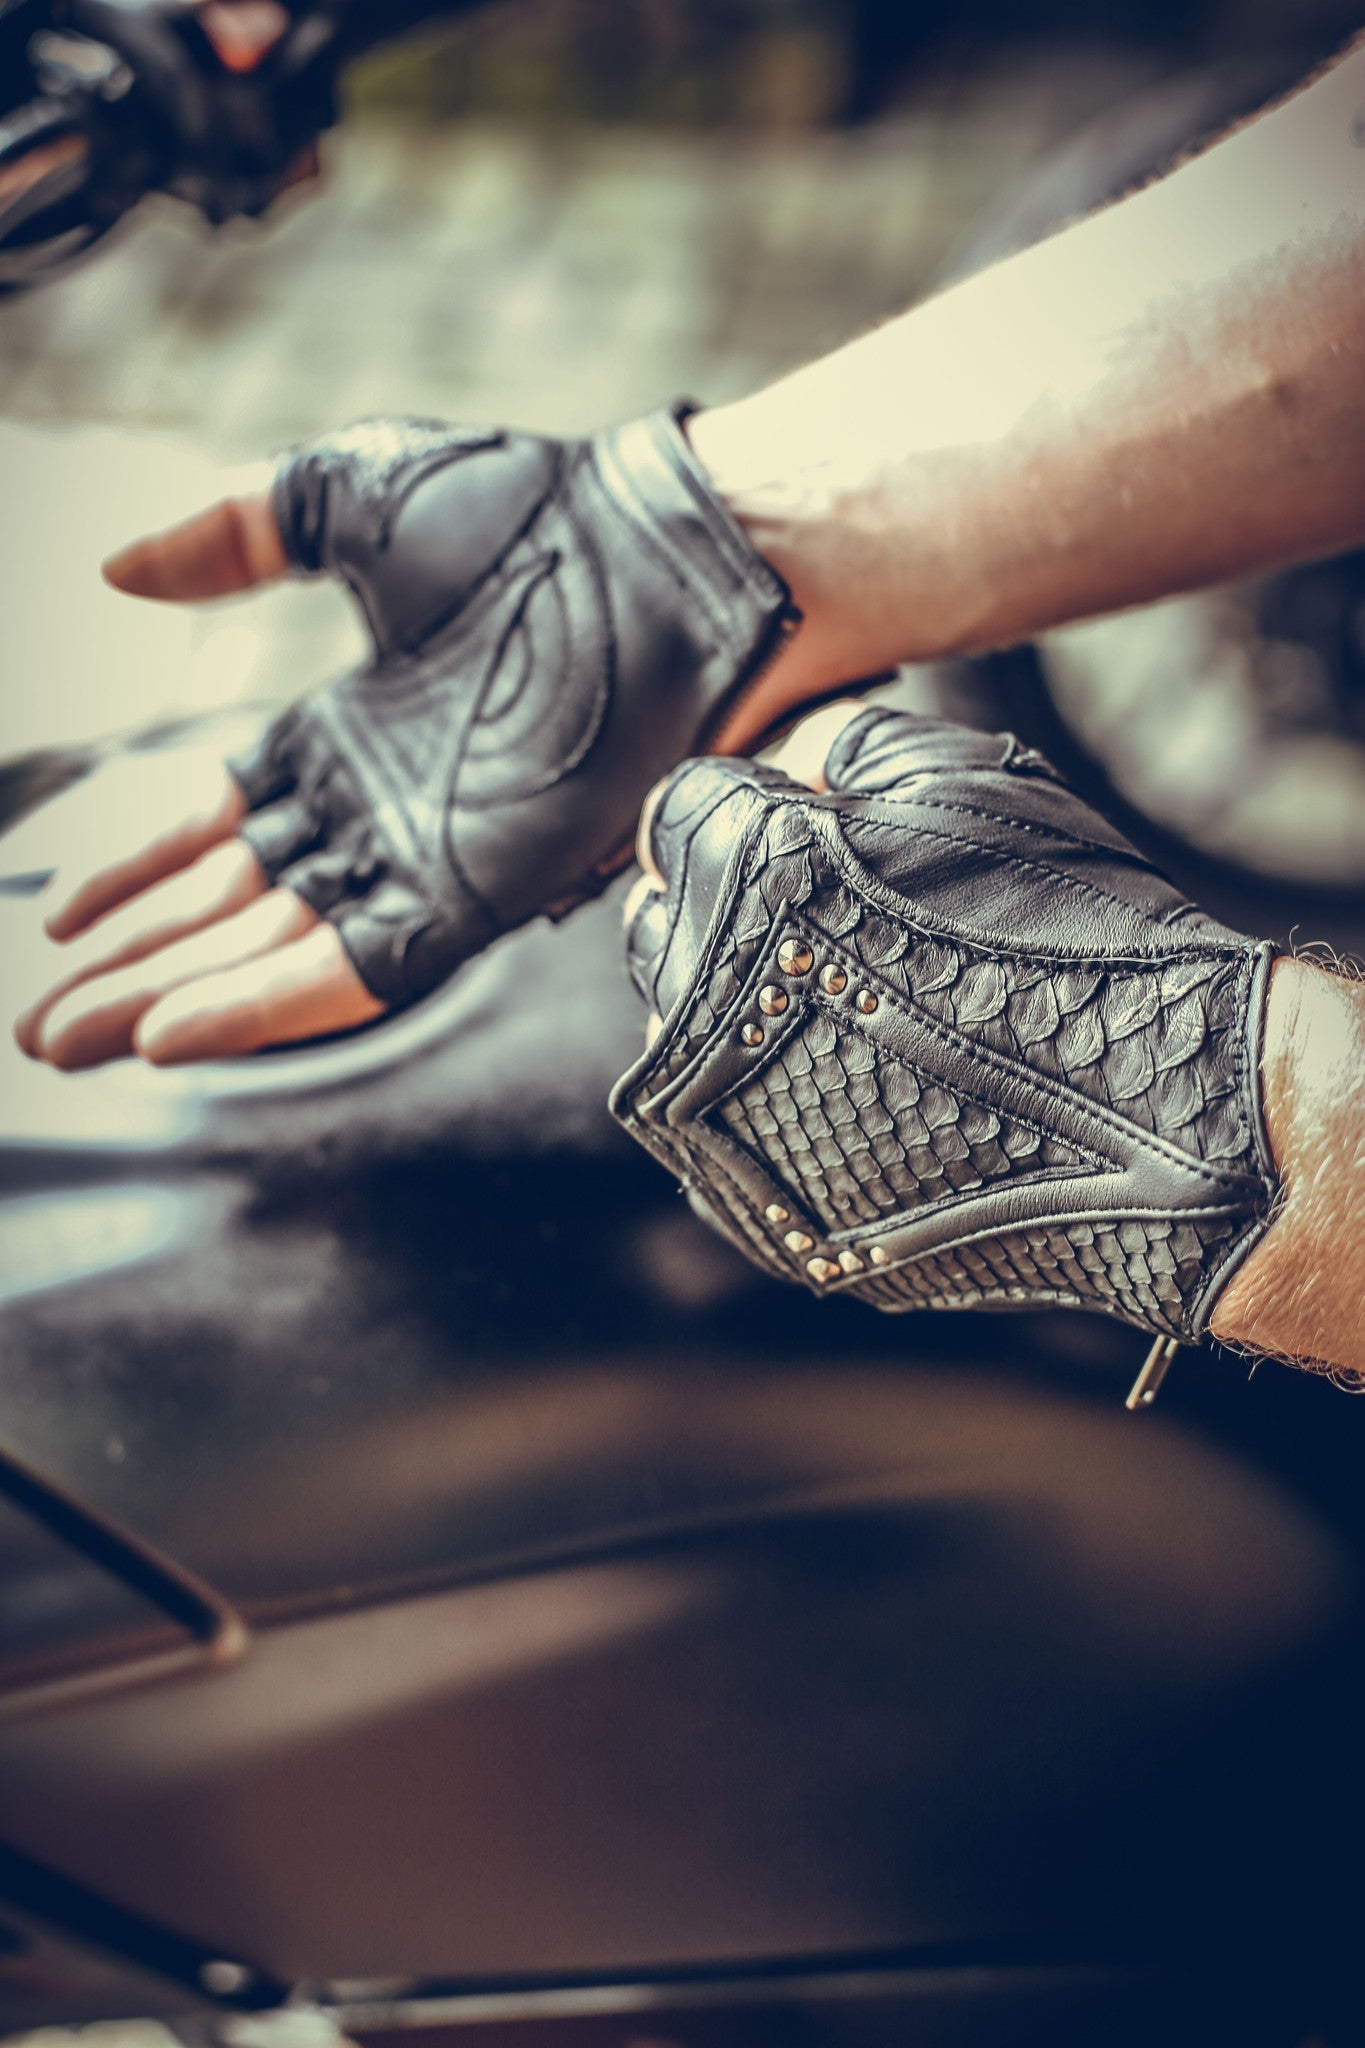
[1126,1335,1179,1411]
[0,1441,248,1714]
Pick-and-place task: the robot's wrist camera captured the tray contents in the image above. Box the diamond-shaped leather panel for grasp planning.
[720,1011,1086,1233]
[853,1217,1238,1330]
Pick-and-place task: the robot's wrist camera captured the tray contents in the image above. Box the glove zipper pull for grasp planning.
[1126,1335,1180,1411]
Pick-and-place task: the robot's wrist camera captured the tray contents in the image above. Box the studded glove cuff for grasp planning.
[228,405,794,1009]
[610,709,1281,1344]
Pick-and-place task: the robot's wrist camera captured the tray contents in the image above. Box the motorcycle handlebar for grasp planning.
[0,0,492,293]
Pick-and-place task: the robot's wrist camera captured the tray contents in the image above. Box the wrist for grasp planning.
[1210,957,1365,1377]
[684,255,1122,750]
[686,390,970,751]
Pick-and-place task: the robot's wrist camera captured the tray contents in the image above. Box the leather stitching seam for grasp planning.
[797,932,1260,1196]
[822,810,1243,966]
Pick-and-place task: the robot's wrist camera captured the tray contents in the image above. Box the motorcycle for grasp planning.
[2,13,1364,2044]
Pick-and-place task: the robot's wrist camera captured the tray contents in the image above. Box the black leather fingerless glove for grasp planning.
[228,406,794,1008]
[611,709,1281,1344]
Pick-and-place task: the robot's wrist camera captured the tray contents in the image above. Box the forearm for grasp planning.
[692,38,1365,750]
[1212,960,1365,1379]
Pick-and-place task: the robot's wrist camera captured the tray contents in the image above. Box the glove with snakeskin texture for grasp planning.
[228,406,794,1008]
[611,707,1281,1343]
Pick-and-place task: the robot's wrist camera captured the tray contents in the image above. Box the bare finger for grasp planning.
[36,889,317,1072]
[134,923,385,1065]
[14,839,265,1057]
[44,756,247,942]
[102,481,287,604]
[764,699,868,791]
[621,866,665,929]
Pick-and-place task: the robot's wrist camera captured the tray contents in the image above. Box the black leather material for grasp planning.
[228,406,793,1008]
[612,708,1281,1343]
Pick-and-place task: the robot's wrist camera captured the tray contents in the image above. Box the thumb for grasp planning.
[102,460,286,603]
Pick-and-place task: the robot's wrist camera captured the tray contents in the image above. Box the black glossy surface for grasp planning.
[0,1492,173,1687]
[0,834,1361,2014]
[1,613,1364,2033]
[336,1963,1306,2048]
[0,872,1162,1618]
[0,1399,1351,1980]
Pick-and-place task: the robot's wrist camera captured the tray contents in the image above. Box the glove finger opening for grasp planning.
[277,816,381,919]
[626,755,813,1028]
[625,880,676,1010]
[237,793,321,885]
[228,706,303,811]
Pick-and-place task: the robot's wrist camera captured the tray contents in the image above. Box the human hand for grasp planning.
[613,705,1280,1346]
[14,405,791,1069]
